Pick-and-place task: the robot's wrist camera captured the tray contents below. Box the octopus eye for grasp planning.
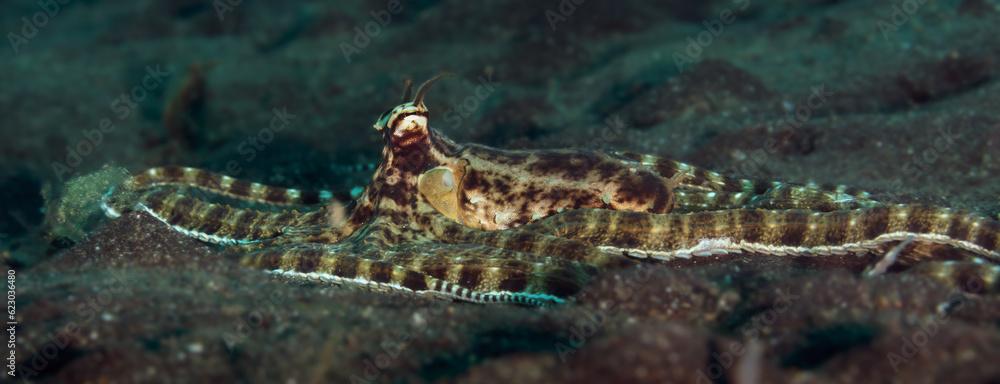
[418,166,461,221]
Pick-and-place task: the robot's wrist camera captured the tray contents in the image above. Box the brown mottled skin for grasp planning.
[103,78,1000,305]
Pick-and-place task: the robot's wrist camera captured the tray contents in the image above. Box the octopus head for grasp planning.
[372,75,447,148]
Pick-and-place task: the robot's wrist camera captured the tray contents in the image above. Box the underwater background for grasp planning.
[3,0,1000,382]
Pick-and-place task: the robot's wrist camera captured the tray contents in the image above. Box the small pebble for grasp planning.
[187,342,204,354]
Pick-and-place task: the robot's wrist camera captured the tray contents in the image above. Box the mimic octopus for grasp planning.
[101,76,1000,306]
